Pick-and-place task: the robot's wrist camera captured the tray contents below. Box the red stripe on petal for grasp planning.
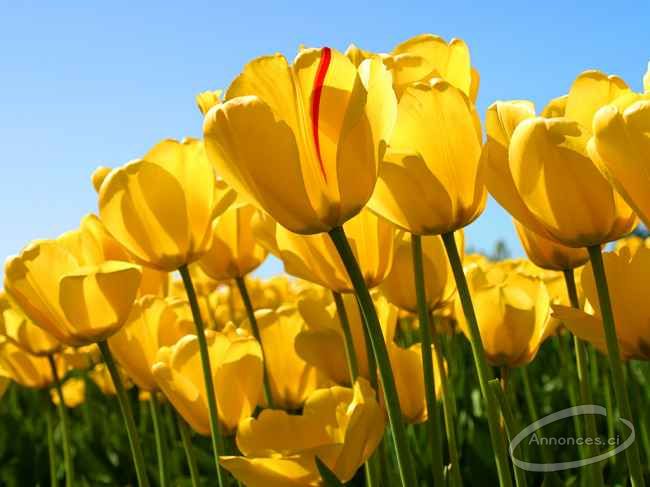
[311,47,331,182]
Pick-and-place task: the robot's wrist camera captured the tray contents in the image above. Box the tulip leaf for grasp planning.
[315,456,345,487]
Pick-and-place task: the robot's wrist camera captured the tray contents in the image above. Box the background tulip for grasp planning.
[220,379,385,485]
[50,378,85,408]
[514,220,589,271]
[0,293,61,356]
[203,48,397,234]
[0,338,54,389]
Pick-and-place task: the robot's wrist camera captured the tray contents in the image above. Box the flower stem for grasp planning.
[149,394,168,487]
[329,226,416,487]
[586,245,645,487]
[44,391,58,487]
[98,341,150,487]
[442,231,513,487]
[563,268,602,486]
[410,234,445,486]
[235,275,275,408]
[332,291,360,383]
[177,412,201,487]
[47,355,73,487]
[179,264,225,487]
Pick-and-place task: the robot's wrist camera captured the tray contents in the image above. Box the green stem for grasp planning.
[149,395,168,487]
[410,234,445,486]
[430,312,462,487]
[586,245,645,486]
[179,264,225,487]
[329,226,416,487]
[235,275,275,408]
[489,379,527,487]
[47,355,73,487]
[177,412,201,487]
[45,392,57,487]
[332,291,360,383]
[563,268,602,486]
[442,231,513,487]
[98,341,150,487]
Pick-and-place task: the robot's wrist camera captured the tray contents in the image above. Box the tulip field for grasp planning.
[2,33,650,487]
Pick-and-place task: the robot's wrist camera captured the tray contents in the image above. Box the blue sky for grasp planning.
[1,1,648,277]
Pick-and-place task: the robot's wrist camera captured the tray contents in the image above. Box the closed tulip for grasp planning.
[4,236,143,347]
[90,363,133,395]
[380,232,460,312]
[0,292,61,356]
[50,378,86,408]
[199,204,268,281]
[253,208,395,292]
[553,246,650,360]
[514,220,589,271]
[0,337,54,389]
[587,93,650,228]
[98,138,236,271]
[203,48,397,235]
[368,79,485,235]
[152,326,263,434]
[457,264,554,367]
[108,295,195,391]
[196,89,223,115]
[220,378,385,486]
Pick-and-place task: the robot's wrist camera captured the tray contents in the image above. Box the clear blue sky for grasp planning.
[1,1,648,278]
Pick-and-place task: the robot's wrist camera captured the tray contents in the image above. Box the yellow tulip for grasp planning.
[98,138,236,271]
[380,232,460,312]
[196,89,223,115]
[50,378,86,408]
[253,208,395,292]
[91,166,112,193]
[615,235,650,256]
[152,325,263,434]
[90,363,133,395]
[368,79,485,235]
[587,93,650,228]
[0,338,54,389]
[514,220,589,271]
[199,204,268,280]
[108,295,195,391]
[220,378,385,486]
[4,237,143,347]
[0,292,61,356]
[553,246,650,360]
[60,344,101,370]
[203,48,397,234]
[246,307,327,410]
[457,264,554,367]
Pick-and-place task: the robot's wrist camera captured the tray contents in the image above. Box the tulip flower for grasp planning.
[457,264,555,367]
[196,89,223,115]
[198,204,268,281]
[50,378,85,408]
[368,79,485,236]
[220,378,385,486]
[380,232,458,312]
[0,292,61,356]
[514,220,589,271]
[553,246,650,360]
[98,138,235,272]
[4,237,143,347]
[203,48,397,235]
[108,295,195,391]
[0,337,54,389]
[246,306,327,410]
[89,363,133,395]
[253,208,395,292]
[152,325,263,435]
[587,93,650,228]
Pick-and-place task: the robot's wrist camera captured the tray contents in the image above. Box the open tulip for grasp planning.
[514,220,589,271]
[380,232,459,312]
[553,246,650,360]
[203,48,397,235]
[198,204,268,281]
[98,138,236,271]
[0,292,61,356]
[456,263,554,367]
[368,79,485,235]
[4,237,143,347]
[0,337,54,389]
[152,325,263,434]
[587,93,650,228]
[253,208,395,292]
[108,295,195,391]
[245,306,327,410]
[220,378,385,486]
